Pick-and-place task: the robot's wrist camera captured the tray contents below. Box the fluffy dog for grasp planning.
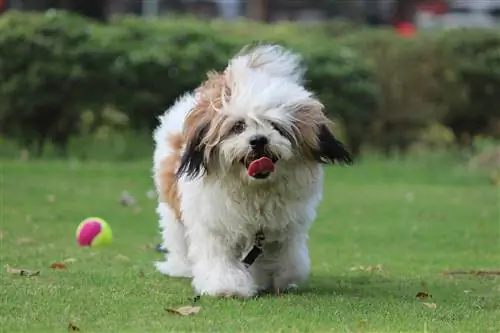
[152,44,352,298]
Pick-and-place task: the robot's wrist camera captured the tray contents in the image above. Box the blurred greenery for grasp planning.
[0,10,499,159]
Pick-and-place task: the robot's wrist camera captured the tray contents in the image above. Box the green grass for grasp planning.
[0,154,499,333]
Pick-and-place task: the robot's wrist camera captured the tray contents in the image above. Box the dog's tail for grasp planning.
[228,43,305,84]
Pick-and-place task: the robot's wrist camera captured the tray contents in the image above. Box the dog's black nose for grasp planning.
[249,135,269,148]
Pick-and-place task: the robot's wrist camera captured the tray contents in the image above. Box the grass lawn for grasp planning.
[0,154,499,332]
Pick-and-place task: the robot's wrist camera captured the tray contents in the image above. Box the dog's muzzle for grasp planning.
[242,149,279,179]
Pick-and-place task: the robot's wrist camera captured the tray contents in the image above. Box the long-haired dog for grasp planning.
[152,44,352,298]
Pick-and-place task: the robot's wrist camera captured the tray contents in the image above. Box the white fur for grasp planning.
[153,45,326,297]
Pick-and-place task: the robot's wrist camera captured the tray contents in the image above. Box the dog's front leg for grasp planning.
[272,230,311,293]
[186,225,257,298]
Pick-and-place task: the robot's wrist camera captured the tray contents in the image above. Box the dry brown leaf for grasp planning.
[50,263,67,270]
[5,264,40,277]
[416,291,431,300]
[423,302,437,309]
[20,149,29,161]
[350,264,383,272]
[139,244,154,251]
[356,319,367,332]
[63,258,77,264]
[165,306,201,316]
[115,254,130,261]
[17,237,34,245]
[67,322,80,331]
[443,270,500,276]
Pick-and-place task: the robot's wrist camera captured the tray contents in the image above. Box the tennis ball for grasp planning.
[76,217,112,247]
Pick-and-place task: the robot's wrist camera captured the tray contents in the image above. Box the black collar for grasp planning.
[242,229,265,267]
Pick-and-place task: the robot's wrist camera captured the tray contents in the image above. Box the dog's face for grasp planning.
[177,47,352,183]
[216,112,297,180]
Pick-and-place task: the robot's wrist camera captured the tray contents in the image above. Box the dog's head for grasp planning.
[177,44,352,182]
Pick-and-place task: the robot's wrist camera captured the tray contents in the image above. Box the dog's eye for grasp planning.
[270,122,287,137]
[231,120,246,134]
[270,121,295,143]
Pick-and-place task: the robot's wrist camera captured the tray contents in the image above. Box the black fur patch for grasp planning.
[312,124,353,165]
[176,123,210,180]
[270,121,296,144]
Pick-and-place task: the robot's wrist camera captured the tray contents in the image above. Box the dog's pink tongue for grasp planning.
[247,157,275,176]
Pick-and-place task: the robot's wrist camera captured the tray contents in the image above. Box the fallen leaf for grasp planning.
[67,322,80,331]
[46,194,56,203]
[115,254,130,261]
[165,306,201,316]
[120,191,137,207]
[50,263,67,270]
[5,264,40,277]
[423,302,437,309]
[63,258,77,264]
[350,264,383,272]
[357,319,367,332]
[416,291,431,300]
[17,237,34,245]
[139,244,155,251]
[443,270,500,276]
[20,149,29,161]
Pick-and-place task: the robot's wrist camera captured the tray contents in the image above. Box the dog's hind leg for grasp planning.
[154,203,192,277]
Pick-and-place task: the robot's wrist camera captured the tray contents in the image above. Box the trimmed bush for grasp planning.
[432,29,500,144]
[337,29,463,154]
[1,10,499,158]
[105,15,378,144]
[0,10,118,155]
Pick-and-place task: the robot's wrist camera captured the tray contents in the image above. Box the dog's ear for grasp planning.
[312,124,353,165]
[176,122,210,180]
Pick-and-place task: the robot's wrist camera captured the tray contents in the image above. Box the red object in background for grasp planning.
[395,22,416,38]
[0,0,5,14]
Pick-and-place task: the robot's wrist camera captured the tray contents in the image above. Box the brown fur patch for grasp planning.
[184,71,235,161]
[158,133,184,222]
[291,100,334,159]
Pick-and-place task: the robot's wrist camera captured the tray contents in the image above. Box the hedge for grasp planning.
[0,10,498,157]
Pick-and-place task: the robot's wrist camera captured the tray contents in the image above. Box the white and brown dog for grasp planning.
[152,44,352,298]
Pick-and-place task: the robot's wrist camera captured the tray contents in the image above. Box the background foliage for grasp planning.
[0,10,499,158]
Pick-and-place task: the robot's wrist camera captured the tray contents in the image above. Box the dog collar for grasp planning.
[242,228,265,267]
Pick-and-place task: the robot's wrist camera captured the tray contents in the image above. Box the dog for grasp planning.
[152,43,352,298]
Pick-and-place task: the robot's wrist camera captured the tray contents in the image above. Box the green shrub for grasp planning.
[2,10,500,159]
[105,15,378,153]
[337,29,464,154]
[0,10,118,155]
[432,28,500,144]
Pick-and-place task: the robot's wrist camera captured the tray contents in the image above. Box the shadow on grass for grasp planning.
[300,274,444,301]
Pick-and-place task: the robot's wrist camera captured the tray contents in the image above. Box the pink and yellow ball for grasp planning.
[76,217,112,247]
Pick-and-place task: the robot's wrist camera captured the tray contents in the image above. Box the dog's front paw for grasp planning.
[193,266,257,299]
[154,257,192,278]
